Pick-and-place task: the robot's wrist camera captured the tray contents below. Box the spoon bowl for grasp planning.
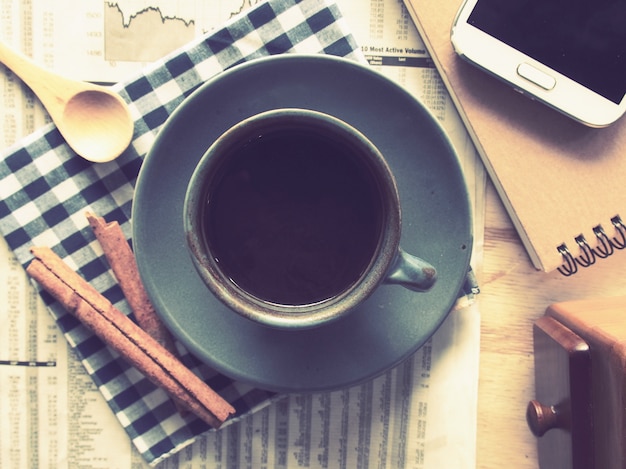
[0,41,133,163]
[62,90,133,163]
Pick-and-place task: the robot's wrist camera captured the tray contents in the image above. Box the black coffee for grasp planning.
[203,129,383,305]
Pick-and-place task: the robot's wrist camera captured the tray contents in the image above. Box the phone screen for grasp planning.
[467,0,626,104]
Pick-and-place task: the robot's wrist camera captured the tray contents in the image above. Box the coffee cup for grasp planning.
[183,108,437,329]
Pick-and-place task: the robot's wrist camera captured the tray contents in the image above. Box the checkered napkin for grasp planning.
[0,0,478,465]
[0,0,364,464]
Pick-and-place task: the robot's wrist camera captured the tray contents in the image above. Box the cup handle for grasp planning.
[384,248,437,292]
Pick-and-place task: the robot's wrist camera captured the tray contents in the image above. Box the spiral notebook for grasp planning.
[404,0,626,275]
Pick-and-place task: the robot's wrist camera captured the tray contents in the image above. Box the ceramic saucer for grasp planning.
[132,54,472,393]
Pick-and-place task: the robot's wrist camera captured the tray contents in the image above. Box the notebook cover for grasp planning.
[404,0,626,273]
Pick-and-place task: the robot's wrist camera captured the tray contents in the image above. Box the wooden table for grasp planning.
[477,181,626,468]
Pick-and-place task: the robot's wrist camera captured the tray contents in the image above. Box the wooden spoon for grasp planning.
[0,41,133,163]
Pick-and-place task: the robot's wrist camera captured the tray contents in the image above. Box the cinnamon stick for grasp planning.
[27,246,236,428]
[85,212,177,353]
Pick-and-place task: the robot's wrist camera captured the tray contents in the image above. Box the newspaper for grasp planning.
[0,0,486,468]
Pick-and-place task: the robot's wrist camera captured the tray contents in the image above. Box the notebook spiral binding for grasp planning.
[557,215,626,276]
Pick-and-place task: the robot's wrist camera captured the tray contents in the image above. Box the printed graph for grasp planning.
[104,0,261,63]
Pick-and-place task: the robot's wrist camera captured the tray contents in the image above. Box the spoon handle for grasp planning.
[0,41,84,112]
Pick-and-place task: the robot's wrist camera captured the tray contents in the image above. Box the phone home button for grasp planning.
[517,63,556,90]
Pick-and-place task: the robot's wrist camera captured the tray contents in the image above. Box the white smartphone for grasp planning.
[451,0,626,127]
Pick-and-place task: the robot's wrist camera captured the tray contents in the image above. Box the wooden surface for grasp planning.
[478,180,626,469]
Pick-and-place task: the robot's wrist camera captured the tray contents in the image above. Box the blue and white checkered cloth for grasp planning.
[0,0,478,465]
[0,0,363,464]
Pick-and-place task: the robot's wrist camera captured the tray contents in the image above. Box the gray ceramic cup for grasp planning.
[184,108,437,329]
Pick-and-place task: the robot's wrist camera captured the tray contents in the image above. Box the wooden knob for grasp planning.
[527,400,561,437]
